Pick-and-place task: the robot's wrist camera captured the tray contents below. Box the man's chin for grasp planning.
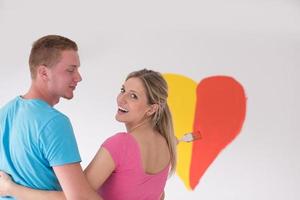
[63,94,74,100]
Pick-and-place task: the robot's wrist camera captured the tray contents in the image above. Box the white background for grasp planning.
[0,0,299,199]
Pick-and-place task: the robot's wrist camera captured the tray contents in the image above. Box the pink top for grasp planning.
[98,132,170,200]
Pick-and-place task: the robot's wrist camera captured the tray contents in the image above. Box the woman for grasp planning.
[0,69,177,200]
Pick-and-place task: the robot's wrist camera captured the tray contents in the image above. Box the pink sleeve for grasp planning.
[101,132,126,169]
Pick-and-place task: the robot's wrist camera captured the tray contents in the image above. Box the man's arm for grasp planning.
[53,162,103,200]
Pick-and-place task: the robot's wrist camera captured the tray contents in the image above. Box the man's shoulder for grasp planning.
[21,98,68,121]
[0,96,19,116]
[3,96,69,126]
[0,96,18,108]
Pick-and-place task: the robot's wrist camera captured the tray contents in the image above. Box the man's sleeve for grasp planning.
[39,114,81,166]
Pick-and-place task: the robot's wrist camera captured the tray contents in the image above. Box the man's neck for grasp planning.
[23,83,58,106]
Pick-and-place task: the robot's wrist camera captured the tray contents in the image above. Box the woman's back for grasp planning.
[135,130,171,175]
[98,132,170,200]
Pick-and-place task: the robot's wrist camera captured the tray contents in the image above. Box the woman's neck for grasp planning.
[126,120,154,136]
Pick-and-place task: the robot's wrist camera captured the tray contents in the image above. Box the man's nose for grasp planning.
[75,71,82,82]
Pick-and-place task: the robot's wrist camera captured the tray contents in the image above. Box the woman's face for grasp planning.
[115,77,153,130]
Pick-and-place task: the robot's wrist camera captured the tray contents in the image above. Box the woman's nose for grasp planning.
[117,93,126,104]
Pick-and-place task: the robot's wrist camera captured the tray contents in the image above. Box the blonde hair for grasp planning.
[29,35,78,79]
[126,69,177,175]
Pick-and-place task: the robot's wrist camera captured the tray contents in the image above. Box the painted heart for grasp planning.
[163,74,247,190]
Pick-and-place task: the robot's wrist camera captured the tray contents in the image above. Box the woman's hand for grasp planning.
[160,191,165,200]
[0,171,14,196]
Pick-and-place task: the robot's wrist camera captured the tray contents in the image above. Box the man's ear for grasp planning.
[36,65,49,81]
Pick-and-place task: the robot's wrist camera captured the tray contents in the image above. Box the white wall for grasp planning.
[1,0,299,199]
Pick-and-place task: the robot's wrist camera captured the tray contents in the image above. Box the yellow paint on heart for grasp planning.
[163,73,197,190]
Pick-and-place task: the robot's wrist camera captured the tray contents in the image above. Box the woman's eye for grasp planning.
[120,88,125,93]
[130,93,138,99]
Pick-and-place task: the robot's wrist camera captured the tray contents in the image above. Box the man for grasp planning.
[0,35,101,199]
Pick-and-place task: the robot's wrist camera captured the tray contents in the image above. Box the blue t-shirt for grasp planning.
[0,96,81,199]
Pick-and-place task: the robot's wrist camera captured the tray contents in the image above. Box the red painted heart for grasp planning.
[164,74,247,190]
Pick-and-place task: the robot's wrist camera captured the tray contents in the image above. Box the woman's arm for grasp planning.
[0,171,65,200]
[0,146,116,199]
[0,163,104,200]
[84,147,115,190]
[0,146,115,200]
